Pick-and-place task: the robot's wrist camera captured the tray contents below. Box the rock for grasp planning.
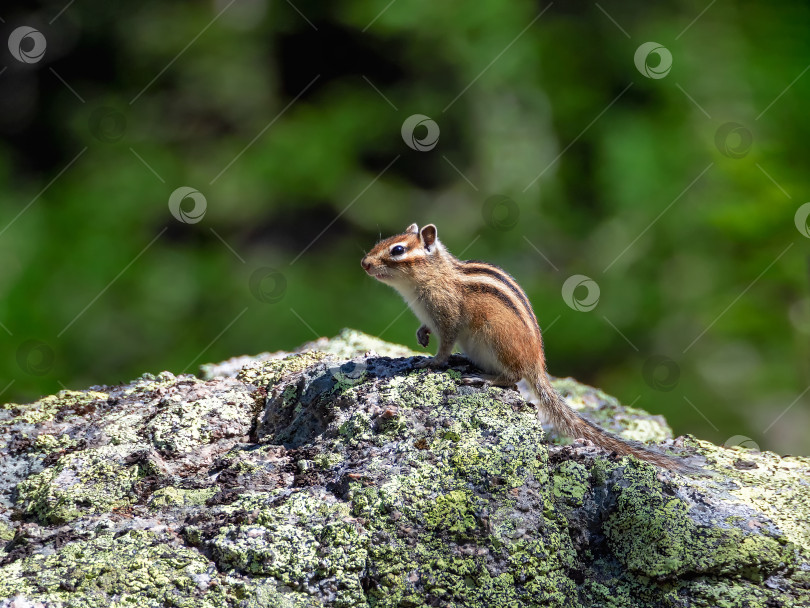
[0,329,808,607]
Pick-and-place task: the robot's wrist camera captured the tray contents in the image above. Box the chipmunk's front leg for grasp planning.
[415,326,458,368]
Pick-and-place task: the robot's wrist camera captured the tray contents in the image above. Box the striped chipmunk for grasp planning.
[361,223,693,472]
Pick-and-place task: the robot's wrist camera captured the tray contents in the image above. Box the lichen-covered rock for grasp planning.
[0,330,808,607]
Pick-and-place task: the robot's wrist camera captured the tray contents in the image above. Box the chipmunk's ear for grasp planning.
[405,223,419,235]
[420,224,437,250]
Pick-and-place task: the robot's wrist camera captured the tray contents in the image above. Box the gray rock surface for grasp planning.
[0,329,807,607]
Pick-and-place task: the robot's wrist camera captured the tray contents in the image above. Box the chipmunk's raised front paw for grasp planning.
[416,325,431,348]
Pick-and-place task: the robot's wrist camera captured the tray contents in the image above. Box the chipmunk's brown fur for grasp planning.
[361,223,691,471]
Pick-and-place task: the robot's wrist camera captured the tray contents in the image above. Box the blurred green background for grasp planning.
[1,0,809,454]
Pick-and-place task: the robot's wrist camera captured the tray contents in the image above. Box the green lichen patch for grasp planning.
[32,432,78,454]
[354,477,577,608]
[604,462,794,579]
[101,411,146,445]
[377,370,458,411]
[146,387,254,455]
[615,414,673,444]
[337,410,374,446]
[337,380,576,607]
[552,460,589,507]
[238,351,330,388]
[118,370,181,398]
[313,451,344,470]
[16,445,144,524]
[148,486,217,509]
[0,528,312,608]
[205,490,368,606]
[422,489,478,539]
[1,390,108,426]
[440,391,549,491]
[672,575,805,608]
[695,438,810,554]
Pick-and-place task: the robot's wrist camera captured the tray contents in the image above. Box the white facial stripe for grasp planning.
[391,250,426,261]
[389,241,426,261]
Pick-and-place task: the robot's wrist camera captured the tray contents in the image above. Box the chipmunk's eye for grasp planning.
[390,245,406,256]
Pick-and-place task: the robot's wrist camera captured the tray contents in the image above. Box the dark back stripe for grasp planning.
[460,262,540,333]
[462,283,535,333]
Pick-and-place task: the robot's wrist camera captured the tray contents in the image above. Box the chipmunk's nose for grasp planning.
[361,257,372,271]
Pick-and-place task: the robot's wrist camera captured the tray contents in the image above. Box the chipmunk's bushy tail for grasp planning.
[531,376,694,472]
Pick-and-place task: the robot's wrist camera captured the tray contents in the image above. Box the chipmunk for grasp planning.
[361,223,691,471]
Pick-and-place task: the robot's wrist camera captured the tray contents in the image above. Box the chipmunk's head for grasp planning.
[361,223,441,284]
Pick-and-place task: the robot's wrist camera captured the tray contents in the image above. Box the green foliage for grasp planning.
[1,0,809,453]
